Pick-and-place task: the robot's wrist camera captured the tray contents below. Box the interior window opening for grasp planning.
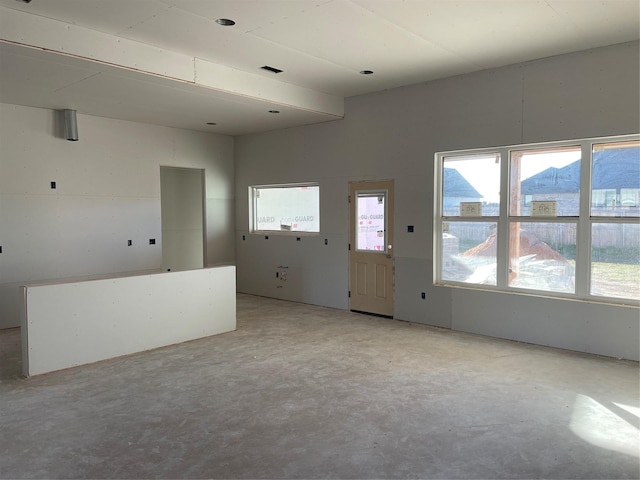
[251,183,320,233]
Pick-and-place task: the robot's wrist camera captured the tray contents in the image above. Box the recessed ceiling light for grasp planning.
[206,122,217,125]
[268,110,280,114]
[216,18,235,26]
[360,70,374,75]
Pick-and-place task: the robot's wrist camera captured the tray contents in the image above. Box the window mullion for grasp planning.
[497,148,510,289]
[574,141,593,298]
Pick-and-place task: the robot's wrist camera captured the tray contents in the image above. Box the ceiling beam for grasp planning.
[0,6,344,118]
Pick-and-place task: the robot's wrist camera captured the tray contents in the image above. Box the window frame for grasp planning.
[434,134,639,306]
[249,182,320,235]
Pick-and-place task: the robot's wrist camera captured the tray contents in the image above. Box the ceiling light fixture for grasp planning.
[360,70,374,75]
[215,18,235,26]
[268,110,280,114]
[62,109,79,141]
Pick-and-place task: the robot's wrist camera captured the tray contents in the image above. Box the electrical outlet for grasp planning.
[421,292,426,299]
[149,238,156,245]
[127,240,132,246]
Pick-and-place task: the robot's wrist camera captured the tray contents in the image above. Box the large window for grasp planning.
[440,152,500,285]
[435,135,639,304]
[250,183,320,233]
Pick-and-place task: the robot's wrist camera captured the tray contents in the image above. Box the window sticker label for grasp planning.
[530,201,558,217]
[460,202,482,217]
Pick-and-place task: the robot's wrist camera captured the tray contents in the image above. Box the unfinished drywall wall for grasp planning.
[21,266,236,377]
[160,166,205,272]
[235,41,640,360]
[0,104,234,328]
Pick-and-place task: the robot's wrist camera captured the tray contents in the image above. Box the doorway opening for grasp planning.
[160,166,205,272]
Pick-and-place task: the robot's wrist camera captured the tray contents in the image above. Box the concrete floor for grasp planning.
[0,294,638,479]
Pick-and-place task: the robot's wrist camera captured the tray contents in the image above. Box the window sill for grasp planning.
[434,281,639,308]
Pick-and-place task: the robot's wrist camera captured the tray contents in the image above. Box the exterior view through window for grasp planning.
[435,135,639,303]
[251,183,319,233]
[508,146,581,293]
[356,193,387,251]
[441,152,500,285]
[590,141,640,299]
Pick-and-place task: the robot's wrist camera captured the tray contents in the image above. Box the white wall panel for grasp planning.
[21,267,236,377]
[0,104,234,328]
[522,42,640,143]
[394,257,451,329]
[205,198,235,267]
[1,194,161,283]
[451,289,639,361]
[236,233,348,309]
[235,42,640,360]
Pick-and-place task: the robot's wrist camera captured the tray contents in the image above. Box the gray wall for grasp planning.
[235,41,640,360]
[160,166,205,272]
[0,104,234,328]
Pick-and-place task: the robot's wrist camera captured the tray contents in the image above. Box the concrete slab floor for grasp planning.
[0,293,638,479]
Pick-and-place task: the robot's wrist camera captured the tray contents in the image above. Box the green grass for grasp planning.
[591,262,640,299]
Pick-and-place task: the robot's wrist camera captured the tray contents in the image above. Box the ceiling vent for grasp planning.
[261,66,283,74]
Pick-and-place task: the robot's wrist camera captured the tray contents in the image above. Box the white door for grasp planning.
[349,180,394,317]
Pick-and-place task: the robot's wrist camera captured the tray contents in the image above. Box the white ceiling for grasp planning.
[0,0,638,135]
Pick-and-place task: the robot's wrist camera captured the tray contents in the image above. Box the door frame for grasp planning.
[160,166,206,272]
[348,179,395,317]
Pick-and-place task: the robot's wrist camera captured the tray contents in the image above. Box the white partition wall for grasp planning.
[21,267,236,377]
